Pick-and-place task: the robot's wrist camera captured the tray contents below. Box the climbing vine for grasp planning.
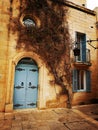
[9,0,72,107]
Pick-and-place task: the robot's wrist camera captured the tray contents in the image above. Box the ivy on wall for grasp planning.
[9,0,72,107]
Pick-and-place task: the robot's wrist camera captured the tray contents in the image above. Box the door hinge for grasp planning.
[29,69,38,72]
[14,104,23,107]
[15,86,24,89]
[16,68,25,71]
[27,102,36,106]
[28,86,37,89]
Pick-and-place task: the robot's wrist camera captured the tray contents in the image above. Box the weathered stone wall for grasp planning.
[0,1,11,111]
[0,0,69,112]
[94,7,98,99]
[0,0,98,112]
[68,0,86,7]
[67,6,98,105]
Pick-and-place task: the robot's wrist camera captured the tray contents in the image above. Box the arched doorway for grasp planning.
[13,57,39,109]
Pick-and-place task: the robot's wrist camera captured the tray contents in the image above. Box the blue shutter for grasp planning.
[73,69,78,92]
[82,34,86,62]
[82,42,86,62]
[86,70,91,92]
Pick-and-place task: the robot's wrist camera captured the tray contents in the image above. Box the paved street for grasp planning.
[0,107,98,130]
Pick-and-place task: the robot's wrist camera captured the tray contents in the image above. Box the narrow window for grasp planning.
[78,70,86,91]
[73,69,91,92]
[75,32,86,62]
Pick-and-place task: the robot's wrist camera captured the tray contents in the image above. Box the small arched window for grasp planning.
[23,17,36,27]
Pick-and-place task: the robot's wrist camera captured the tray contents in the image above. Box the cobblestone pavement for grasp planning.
[0,108,98,130]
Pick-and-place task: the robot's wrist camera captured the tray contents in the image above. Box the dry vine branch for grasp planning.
[9,0,72,108]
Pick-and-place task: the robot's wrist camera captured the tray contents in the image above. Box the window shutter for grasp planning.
[86,70,91,92]
[82,43,86,62]
[73,69,78,92]
[82,34,86,62]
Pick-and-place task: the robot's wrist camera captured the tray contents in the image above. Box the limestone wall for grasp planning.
[94,7,98,98]
[67,0,87,7]
[0,0,68,112]
[0,0,98,112]
[0,1,11,111]
[67,6,98,105]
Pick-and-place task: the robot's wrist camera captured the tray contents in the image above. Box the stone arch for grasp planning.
[5,51,46,112]
[12,51,43,68]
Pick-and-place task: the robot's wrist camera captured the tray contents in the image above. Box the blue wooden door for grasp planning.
[13,60,38,109]
[26,65,38,108]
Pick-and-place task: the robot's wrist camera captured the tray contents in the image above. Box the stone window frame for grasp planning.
[20,14,41,28]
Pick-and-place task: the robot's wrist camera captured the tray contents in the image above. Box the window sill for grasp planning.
[72,61,92,67]
[73,90,91,93]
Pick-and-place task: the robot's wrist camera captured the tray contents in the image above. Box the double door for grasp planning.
[13,64,38,109]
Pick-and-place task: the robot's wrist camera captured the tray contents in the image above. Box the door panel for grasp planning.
[14,63,38,109]
[14,65,26,109]
[26,65,38,108]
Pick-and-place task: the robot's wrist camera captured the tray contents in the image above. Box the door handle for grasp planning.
[21,82,24,86]
[29,82,32,86]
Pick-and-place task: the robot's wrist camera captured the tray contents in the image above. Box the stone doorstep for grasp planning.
[4,112,15,120]
[72,109,98,128]
[0,113,4,120]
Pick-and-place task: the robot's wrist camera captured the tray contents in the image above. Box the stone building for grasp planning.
[67,0,98,105]
[0,0,98,112]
